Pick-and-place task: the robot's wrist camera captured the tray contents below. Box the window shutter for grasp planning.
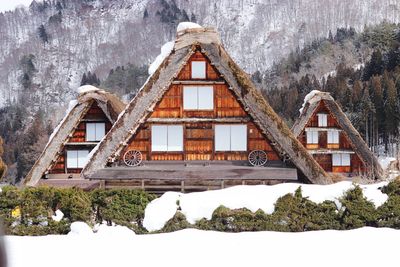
[230,125,247,151]
[318,114,327,127]
[191,61,206,79]
[332,154,341,166]
[215,125,231,151]
[183,86,198,109]
[66,151,78,168]
[95,123,106,141]
[151,125,168,151]
[86,123,96,141]
[167,125,183,151]
[198,86,214,110]
[77,150,89,168]
[342,154,351,166]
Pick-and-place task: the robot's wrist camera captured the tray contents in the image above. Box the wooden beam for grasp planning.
[147,117,251,123]
[172,80,226,85]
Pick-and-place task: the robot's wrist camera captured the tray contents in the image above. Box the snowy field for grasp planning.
[4,180,399,266]
[5,225,399,267]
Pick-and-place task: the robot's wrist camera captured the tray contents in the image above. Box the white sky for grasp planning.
[0,0,33,12]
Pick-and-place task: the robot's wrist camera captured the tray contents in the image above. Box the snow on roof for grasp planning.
[45,99,78,150]
[76,85,100,94]
[299,90,322,114]
[148,22,203,76]
[176,21,202,32]
[148,41,175,75]
[143,181,388,231]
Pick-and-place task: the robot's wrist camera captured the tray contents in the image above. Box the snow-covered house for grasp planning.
[24,87,125,187]
[81,25,332,192]
[292,90,383,179]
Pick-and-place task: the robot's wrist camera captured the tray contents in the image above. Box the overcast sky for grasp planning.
[0,0,33,13]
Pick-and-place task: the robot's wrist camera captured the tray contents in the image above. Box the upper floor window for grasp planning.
[86,122,105,141]
[191,61,206,79]
[183,86,213,110]
[332,153,350,166]
[151,125,183,152]
[215,125,247,151]
[317,113,327,127]
[66,150,89,169]
[306,130,318,144]
[327,130,339,144]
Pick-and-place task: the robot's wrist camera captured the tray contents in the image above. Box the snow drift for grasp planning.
[143,182,388,231]
[5,227,400,267]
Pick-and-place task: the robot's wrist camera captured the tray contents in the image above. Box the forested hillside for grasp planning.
[1,0,400,183]
[263,22,400,156]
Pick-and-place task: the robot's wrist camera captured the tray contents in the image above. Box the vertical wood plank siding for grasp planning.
[122,51,282,163]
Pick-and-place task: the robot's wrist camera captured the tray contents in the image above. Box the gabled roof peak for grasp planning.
[175,27,221,50]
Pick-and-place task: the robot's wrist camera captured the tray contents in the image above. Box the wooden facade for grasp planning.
[119,51,283,165]
[49,101,112,175]
[84,28,332,190]
[297,100,366,175]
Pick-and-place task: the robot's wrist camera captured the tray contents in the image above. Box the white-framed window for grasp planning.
[306,130,319,144]
[327,130,339,144]
[332,153,351,166]
[183,86,213,110]
[215,125,247,151]
[86,122,106,141]
[318,113,328,127]
[191,61,206,79]
[151,125,183,152]
[66,150,89,168]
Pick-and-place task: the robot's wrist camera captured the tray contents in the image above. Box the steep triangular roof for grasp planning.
[24,87,125,186]
[292,90,383,179]
[83,27,332,184]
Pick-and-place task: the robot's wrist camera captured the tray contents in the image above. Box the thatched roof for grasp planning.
[83,27,332,184]
[292,91,384,179]
[24,88,125,186]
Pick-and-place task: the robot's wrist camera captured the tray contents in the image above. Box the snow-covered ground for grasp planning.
[5,225,399,267]
[144,182,388,231]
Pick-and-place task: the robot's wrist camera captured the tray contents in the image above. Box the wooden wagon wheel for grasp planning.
[123,150,142,167]
[248,150,267,167]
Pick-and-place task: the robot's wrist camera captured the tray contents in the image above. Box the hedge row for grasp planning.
[161,180,400,233]
[2,180,400,236]
[0,186,156,235]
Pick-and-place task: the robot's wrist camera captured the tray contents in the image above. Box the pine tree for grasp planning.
[80,73,87,86]
[363,50,383,80]
[38,24,49,44]
[0,137,6,180]
[384,76,399,154]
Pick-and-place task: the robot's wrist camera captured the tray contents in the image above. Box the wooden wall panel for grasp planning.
[122,121,284,163]
[313,154,332,172]
[215,84,246,117]
[177,51,220,80]
[48,101,113,175]
[121,50,284,165]
[49,154,65,174]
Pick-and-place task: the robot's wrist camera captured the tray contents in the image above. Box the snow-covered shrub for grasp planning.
[160,212,191,233]
[272,187,341,231]
[91,189,155,233]
[0,186,70,235]
[53,188,91,222]
[196,206,271,232]
[339,186,378,229]
[377,178,400,228]
[0,186,154,235]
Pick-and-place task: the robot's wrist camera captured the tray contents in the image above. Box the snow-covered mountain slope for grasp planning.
[0,0,399,113]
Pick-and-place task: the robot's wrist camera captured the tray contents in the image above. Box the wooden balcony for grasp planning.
[88,161,298,193]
